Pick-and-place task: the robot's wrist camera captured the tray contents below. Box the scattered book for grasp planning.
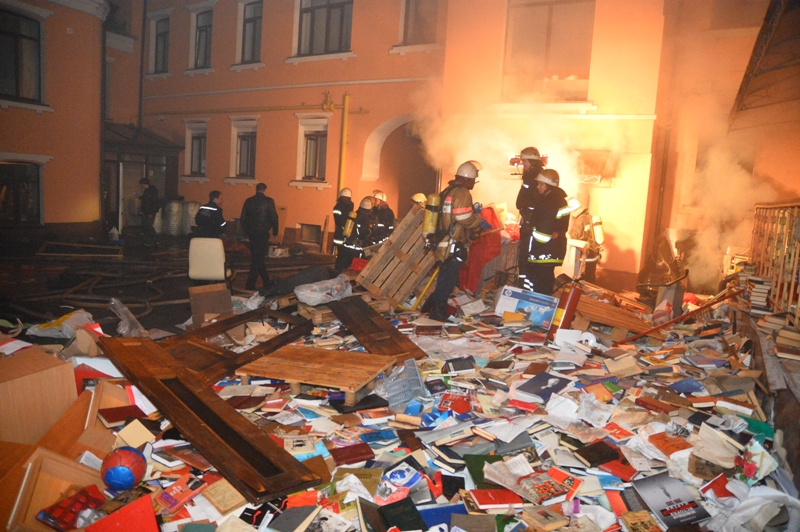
[96,405,147,428]
[632,472,710,528]
[573,440,620,468]
[520,505,569,531]
[469,488,525,510]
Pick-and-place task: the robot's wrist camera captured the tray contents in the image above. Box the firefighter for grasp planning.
[339,196,374,271]
[333,188,354,271]
[568,200,602,283]
[240,183,279,290]
[524,169,569,295]
[515,147,546,290]
[427,161,488,321]
[195,190,226,238]
[369,190,395,245]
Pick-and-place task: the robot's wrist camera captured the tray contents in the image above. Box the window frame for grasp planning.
[183,119,209,180]
[0,8,43,104]
[228,117,258,181]
[239,0,262,64]
[0,158,44,226]
[154,17,170,73]
[186,0,217,72]
[401,0,438,46]
[502,0,595,101]
[194,10,213,69]
[294,115,329,183]
[297,0,353,57]
[236,130,257,177]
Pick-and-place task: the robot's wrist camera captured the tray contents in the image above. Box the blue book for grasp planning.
[417,502,468,529]
[669,377,705,394]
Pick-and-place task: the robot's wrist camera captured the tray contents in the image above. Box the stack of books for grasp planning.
[774,326,800,360]
[745,275,772,315]
[756,313,785,335]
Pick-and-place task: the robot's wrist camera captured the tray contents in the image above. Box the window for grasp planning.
[190,134,206,175]
[194,10,213,68]
[241,1,262,63]
[0,162,41,225]
[154,17,169,73]
[303,131,327,180]
[237,131,256,177]
[0,9,41,103]
[298,0,353,56]
[503,0,595,101]
[403,0,437,45]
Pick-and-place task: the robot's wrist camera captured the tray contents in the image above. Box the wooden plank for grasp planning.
[98,337,320,504]
[576,296,666,340]
[236,346,395,404]
[391,253,436,308]
[297,297,391,325]
[328,296,427,361]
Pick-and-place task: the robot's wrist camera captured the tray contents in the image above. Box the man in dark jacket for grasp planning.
[332,188,354,271]
[515,147,545,290]
[195,190,226,238]
[139,178,160,236]
[240,183,279,290]
[524,169,569,295]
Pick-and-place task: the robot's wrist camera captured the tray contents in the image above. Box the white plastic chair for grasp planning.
[188,238,230,283]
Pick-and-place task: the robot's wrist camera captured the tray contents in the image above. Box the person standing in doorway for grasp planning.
[139,178,160,237]
[195,190,226,238]
[240,183,279,290]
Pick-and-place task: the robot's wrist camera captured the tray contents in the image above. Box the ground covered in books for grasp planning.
[3,275,800,532]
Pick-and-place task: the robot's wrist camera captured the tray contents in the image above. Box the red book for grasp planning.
[635,396,678,415]
[155,473,208,514]
[700,473,735,499]
[546,467,582,501]
[97,405,147,428]
[330,442,375,466]
[469,488,524,509]
[598,457,638,482]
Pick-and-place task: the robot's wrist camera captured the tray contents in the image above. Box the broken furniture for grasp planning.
[236,345,395,405]
[298,297,391,325]
[356,204,437,308]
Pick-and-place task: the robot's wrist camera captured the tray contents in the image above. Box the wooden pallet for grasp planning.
[356,204,437,307]
[297,296,391,325]
[236,345,396,405]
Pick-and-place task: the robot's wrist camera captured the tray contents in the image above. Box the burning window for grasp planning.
[502,0,595,102]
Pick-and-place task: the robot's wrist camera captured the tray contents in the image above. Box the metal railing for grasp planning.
[751,202,800,325]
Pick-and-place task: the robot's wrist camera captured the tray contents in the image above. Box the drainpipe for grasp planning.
[138,0,148,128]
[337,92,350,193]
[100,22,107,233]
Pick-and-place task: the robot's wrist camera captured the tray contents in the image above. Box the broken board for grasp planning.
[298,296,391,325]
[97,337,320,504]
[328,296,427,362]
[356,204,436,307]
[236,346,396,405]
[576,296,666,340]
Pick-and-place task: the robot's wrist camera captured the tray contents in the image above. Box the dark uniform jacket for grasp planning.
[526,187,569,265]
[435,181,482,263]
[195,201,226,238]
[141,186,160,215]
[240,192,279,238]
[332,197,354,246]
[370,205,395,245]
[343,206,373,255]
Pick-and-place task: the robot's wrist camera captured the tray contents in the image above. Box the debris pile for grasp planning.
[2,274,800,532]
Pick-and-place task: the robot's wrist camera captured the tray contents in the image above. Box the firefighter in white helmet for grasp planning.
[332,188,354,271]
[568,199,602,283]
[339,196,374,271]
[426,161,487,321]
[524,168,569,295]
[369,190,395,246]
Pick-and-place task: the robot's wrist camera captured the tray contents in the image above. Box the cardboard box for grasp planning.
[188,283,232,331]
[76,380,130,455]
[493,285,558,329]
[0,349,78,444]
[7,447,104,532]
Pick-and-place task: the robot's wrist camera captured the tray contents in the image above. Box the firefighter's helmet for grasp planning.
[455,160,482,180]
[535,169,560,187]
[339,188,352,198]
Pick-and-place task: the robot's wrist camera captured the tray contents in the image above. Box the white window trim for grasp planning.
[145,72,171,81]
[0,152,52,164]
[289,180,331,190]
[183,119,208,180]
[147,7,172,74]
[389,43,441,55]
[184,67,214,76]
[107,32,134,54]
[295,113,330,182]
[187,0,217,71]
[228,115,258,180]
[285,51,355,65]
[0,100,53,113]
[230,62,265,72]
[0,0,53,19]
